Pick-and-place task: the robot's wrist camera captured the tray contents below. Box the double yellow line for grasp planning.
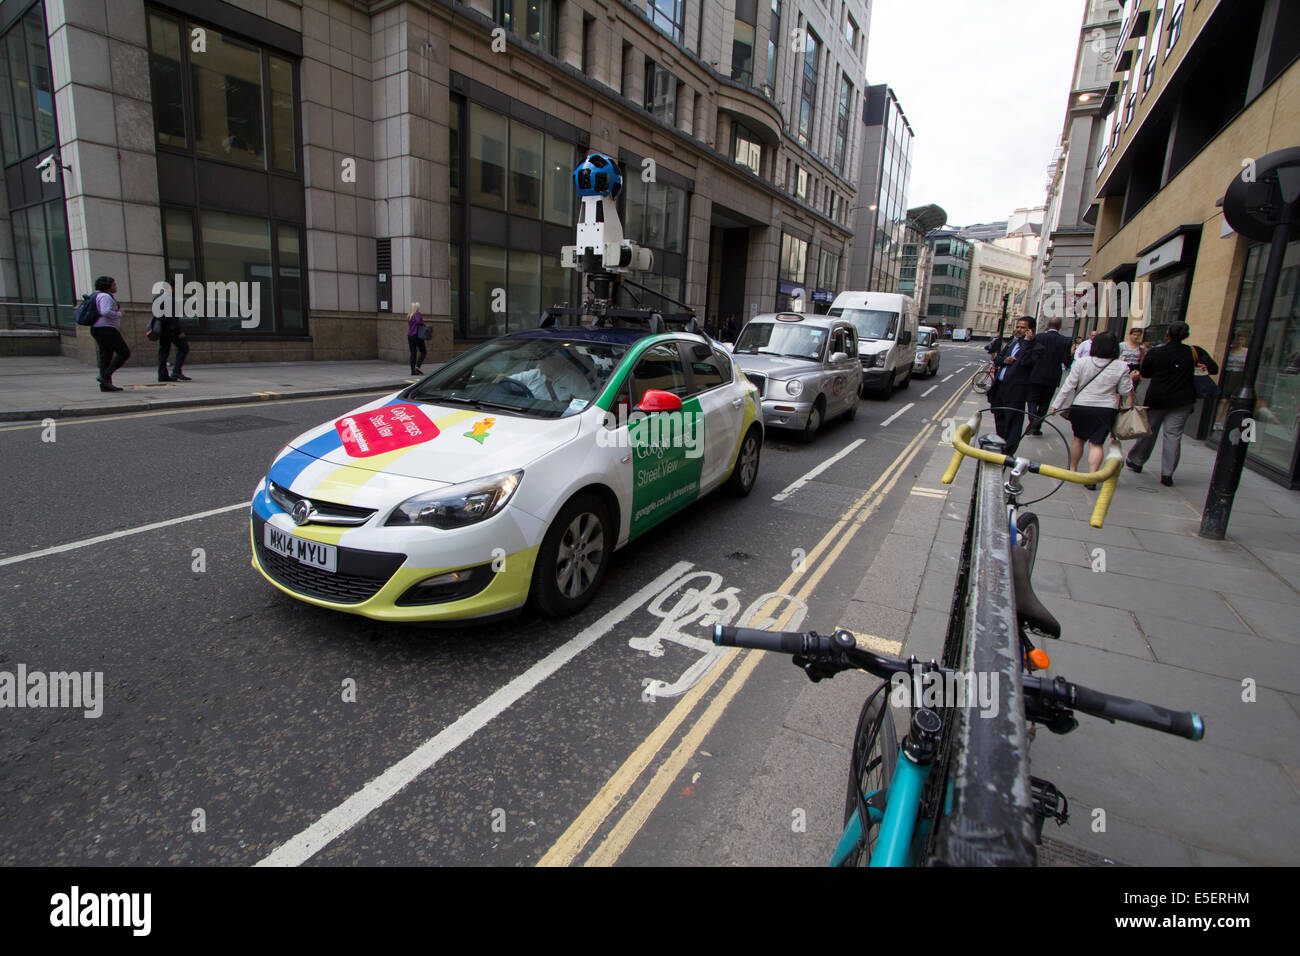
[538,383,971,866]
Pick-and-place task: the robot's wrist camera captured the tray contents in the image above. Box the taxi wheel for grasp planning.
[797,398,824,444]
[531,493,611,617]
[724,426,762,497]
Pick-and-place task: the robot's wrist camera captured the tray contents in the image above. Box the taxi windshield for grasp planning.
[408,337,627,418]
[733,322,826,362]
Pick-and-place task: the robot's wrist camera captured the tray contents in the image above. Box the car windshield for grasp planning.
[733,322,826,361]
[833,308,899,342]
[407,337,627,418]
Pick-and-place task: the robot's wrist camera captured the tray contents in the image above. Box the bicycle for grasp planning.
[712,411,1204,867]
[972,361,995,394]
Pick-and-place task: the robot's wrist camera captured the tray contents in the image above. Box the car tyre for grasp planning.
[530,492,612,617]
[797,398,824,443]
[723,426,762,497]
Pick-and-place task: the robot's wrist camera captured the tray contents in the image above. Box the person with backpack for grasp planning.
[1125,321,1219,486]
[89,276,128,392]
[1049,331,1134,485]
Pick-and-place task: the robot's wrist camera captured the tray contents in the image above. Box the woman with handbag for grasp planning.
[1125,321,1219,486]
[1049,331,1134,486]
[407,302,427,375]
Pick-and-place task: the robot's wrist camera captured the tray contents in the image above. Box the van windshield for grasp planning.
[834,308,899,342]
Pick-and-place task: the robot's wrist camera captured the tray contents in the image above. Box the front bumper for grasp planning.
[760,398,815,429]
[861,368,891,390]
[248,482,544,622]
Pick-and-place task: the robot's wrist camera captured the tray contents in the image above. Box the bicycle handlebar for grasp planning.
[715,626,1205,741]
[1027,675,1205,741]
[941,412,1122,528]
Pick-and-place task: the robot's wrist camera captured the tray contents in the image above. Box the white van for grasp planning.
[827,291,919,398]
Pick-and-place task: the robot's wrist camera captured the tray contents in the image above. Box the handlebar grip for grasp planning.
[714,625,804,654]
[1071,683,1205,741]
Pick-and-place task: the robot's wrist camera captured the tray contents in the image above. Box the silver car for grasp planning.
[729,313,863,442]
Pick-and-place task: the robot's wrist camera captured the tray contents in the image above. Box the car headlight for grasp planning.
[861,353,880,368]
[386,470,523,529]
[784,379,804,397]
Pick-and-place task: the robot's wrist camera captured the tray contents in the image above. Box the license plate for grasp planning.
[263,523,337,573]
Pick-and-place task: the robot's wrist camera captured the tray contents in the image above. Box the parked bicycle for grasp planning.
[713,410,1204,866]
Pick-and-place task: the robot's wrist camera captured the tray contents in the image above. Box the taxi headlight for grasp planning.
[784,379,804,397]
[387,470,523,529]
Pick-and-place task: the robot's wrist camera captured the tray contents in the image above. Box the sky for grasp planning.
[864,0,1086,227]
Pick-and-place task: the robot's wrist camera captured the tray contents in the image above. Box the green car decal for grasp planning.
[628,395,705,539]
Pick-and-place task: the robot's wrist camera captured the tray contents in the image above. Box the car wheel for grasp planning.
[899,369,910,390]
[724,426,762,497]
[932,359,940,378]
[797,398,824,443]
[530,492,612,617]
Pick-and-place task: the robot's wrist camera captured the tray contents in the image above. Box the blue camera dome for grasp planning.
[574,153,623,199]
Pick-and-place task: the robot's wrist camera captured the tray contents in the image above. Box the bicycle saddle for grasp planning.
[1010,546,1061,639]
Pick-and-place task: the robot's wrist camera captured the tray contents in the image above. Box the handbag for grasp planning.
[416,324,432,341]
[145,317,161,342]
[1113,405,1151,440]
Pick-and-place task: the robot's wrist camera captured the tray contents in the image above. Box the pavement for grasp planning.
[888,393,1300,866]
[0,354,423,422]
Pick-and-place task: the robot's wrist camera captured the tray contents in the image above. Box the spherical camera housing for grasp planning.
[574,153,623,200]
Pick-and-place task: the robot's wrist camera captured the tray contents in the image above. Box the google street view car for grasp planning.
[250,153,761,622]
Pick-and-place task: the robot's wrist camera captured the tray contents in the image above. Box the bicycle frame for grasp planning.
[831,757,931,867]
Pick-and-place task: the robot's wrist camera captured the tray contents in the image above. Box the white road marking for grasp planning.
[942,373,957,382]
[0,503,247,567]
[879,403,914,427]
[255,561,694,868]
[771,439,866,502]
[922,385,938,397]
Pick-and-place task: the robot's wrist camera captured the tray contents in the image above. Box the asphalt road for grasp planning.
[0,343,989,866]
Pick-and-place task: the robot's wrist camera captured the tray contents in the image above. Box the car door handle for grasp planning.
[731,398,744,407]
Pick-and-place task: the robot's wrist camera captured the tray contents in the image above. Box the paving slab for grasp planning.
[1060,564,1244,631]
[1137,613,1300,689]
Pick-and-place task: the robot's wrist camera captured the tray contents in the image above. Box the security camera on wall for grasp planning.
[35,154,55,171]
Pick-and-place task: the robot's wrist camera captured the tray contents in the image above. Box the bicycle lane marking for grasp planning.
[880,402,914,427]
[583,389,965,867]
[540,384,970,866]
[254,561,693,868]
[771,438,865,502]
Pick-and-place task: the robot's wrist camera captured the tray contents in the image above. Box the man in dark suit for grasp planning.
[988,316,1040,456]
[1024,316,1071,435]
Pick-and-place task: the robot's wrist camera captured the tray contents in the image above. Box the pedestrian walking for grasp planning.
[1049,331,1134,486]
[988,316,1040,456]
[1126,321,1220,486]
[89,276,129,392]
[407,302,427,375]
[1025,315,1071,435]
[1074,329,1099,360]
[723,314,738,342]
[153,280,191,382]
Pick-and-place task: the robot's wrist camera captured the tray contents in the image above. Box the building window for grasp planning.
[624,173,688,255]
[845,15,858,53]
[648,0,686,44]
[797,29,820,148]
[818,249,840,289]
[732,124,762,175]
[645,60,676,122]
[834,73,852,173]
[1166,1,1184,56]
[779,233,808,284]
[495,0,558,56]
[796,166,808,201]
[1124,91,1136,126]
[765,0,781,96]
[732,0,757,86]
[1143,53,1156,92]
[144,11,305,335]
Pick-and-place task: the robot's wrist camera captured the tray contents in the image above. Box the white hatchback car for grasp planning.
[250,326,762,622]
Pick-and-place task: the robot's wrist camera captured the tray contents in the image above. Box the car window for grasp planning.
[631,343,689,405]
[683,341,729,393]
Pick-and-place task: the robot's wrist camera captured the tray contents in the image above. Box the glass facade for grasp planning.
[146,11,306,335]
[925,233,972,324]
[864,87,913,293]
[765,0,781,95]
[450,93,586,339]
[1216,239,1300,479]
[797,30,819,148]
[0,3,74,329]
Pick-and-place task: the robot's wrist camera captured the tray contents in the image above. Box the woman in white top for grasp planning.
[1049,331,1134,480]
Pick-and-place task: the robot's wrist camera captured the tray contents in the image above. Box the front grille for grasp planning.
[746,373,767,397]
[269,481,376,526]
[253,516,405,605]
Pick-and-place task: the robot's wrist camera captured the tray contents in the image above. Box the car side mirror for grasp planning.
[829,352,849,363]
[899,330,912,346]
[635,389,683,413]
